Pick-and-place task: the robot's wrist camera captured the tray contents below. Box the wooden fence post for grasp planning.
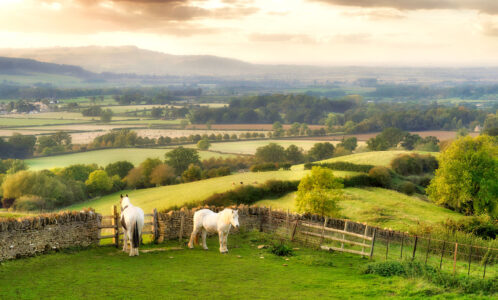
[453,242,458,275]
[362,225,369,256]
[369,228,377,259]
[467,243,472,276]
[179,213,185,243]
[425,236,431,265]
[112,205,119,248]
[341,221,349,249]
[290,219,299,242]
[320,217,328,245]
[440,241,446,270]
[483,247,489,279]
[412,236,418,260]
[400,233,404,259]
[153,208,159,244]
[385,231,390,260]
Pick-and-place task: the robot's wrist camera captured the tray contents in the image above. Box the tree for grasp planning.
[287,122,301,136]
[427,136,497,217]
[325,113,342,133]
[197,138,211,150]
[401,133,422,150]
[368,166,392,188]
[105,161,134,179]
[180,119,189,129]
[59,164,98,182]
[124,167,145,189]
[85,170,113,196]
[165,147,200,175]
[150,164,176,186]
[338,137,357,151]
[367,128,407,151]
[307,142,335,161]
[483,113,498,136]
[285,145,304,164]
[295,167,343,217]
[140,158,162,187]
[255,143,286,163]
[100,109,113,123]
[151,107,163,119]
[182,164,202,182]
[272,121,284,137]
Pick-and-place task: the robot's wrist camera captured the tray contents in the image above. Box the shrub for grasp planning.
[368,166,392,188]
[305,162,374,173]
[399,181,416,195]
[85,170,113,197]
[182,164,202,182]
[443,215,498,240]
[250,163,279,172]
[150,164,176,186]
[391,153,438,176]
[262,180,300,195]
[342,174,375,187]
[270,244,294,257]
[203,167,231,179]
[364,261,406,277]
[11,195,45,211]
[105,161,134,179]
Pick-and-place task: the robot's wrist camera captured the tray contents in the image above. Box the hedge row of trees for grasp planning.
[366,128,440,151]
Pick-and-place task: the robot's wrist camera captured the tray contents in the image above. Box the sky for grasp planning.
[0,0,498,66]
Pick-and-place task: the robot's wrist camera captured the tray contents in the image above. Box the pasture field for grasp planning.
[66,170,358,213]
[202,139,342,155]
[186,124,326,130]
[0,231,478,299]
[255,188,465,232]
[0,117,90,127]
[25,148,234,170]
[291,150,438,169]
[110,119,183,125]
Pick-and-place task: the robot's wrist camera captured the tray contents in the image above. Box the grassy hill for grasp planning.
[25,148,234,170]
[66,170,359,213]
[292,150,438,170]
[256,188,464,232]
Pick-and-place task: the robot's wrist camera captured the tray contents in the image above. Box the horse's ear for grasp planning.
[126,194,128,197]
[120,194,123,198]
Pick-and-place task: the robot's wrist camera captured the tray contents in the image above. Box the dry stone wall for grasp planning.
[0,211,101,261]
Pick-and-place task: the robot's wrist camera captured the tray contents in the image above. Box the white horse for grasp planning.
[120,194,144,256]
[188,208,239,253]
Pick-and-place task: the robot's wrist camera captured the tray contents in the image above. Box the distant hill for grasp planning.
[0,46,256,77]
[0,56,96,79]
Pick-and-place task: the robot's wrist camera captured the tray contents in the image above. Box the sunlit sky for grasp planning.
[1,0,498,66]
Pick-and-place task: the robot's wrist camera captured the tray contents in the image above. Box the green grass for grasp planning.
[65,170,358,213]
[294,151,439,169]
[25,148,234,171]
[204,139,342,155]
[256,188,465,232]
[0,231,477,299]
[0,208,35,219]
[0,117,90,127]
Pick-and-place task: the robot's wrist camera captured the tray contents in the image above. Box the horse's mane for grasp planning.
[220,208,233,225]
[121,197,132,210]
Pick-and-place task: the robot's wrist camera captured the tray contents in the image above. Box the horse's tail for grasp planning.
[132,221,140,249]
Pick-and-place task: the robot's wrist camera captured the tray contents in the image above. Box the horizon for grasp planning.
[1,1,498,67]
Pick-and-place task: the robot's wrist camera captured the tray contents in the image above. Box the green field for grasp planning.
[0,117,90,127]
[25,148,234,170]
[256,188,465,232]
[292,151,439,169]
[0,231,473,300]
[66,170,359,213]
[204,139,345,155]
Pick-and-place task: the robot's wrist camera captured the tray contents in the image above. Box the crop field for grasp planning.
[203,139,339,155]
[25,148,234,170]
[0,117,90,127]
[110,119,183,125]
[66,170,359,213]
[255,188,464,232]
[305,131,478,142]
[186,124,326,131]
[0,231,460,300]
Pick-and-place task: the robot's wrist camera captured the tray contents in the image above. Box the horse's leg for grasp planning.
[129,232,134,256]
[218,230,225,253]
[223,231,229,253]
[202,229,208,250]
[188,226,198,249]
[122,228,128,252]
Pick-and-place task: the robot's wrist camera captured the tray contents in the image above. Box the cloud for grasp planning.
[3,0,258,35]
[249,33,316,43]
[341,8,405,20]
[481,21,498,36]
[312,0,498,15]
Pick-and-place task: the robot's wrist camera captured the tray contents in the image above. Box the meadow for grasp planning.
[0,117,89,127]
[0,231,472,300]
[255,188,465,232]
[25,148,234,170]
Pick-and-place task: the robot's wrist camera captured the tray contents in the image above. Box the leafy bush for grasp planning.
[182,164,202,182]
[105,161,134,179]
[342,174,375,187]
[399,181,416,195]
[270,244,294,256]
[85,170,113,197]
[368,166,392,188]
[11,195,45,211]
[250,163,279,172]
[364,261,406,277]
[391,153,438,176]
[443,215,498,240]
[305,161,374,173]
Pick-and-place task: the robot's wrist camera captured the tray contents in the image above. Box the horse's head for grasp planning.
[230,209,239,229]
[120,194,130,211]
